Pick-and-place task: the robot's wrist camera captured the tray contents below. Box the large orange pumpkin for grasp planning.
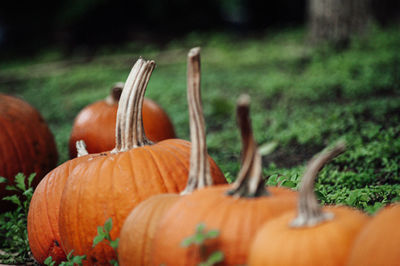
[347,203,400,266]
[151,94,297,266]
[68,82,175,158]
[0,94,58,211]
[118,48,222,266]
[27,143,90,264]
[58,58,226,265]
[248,142,369,266]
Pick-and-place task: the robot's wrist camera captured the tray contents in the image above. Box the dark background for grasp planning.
[0,0,399,59]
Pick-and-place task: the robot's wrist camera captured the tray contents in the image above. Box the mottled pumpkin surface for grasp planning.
[0,94,58,211]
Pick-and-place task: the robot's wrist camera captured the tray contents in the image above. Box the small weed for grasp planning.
[0,173,35,264]
[181,223,224,266]
[44,251,86,266]
[92,218,119,266]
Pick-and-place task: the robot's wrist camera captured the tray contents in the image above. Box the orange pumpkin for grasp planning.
[68,82,175,158]
[58,58,226,265]
[0,94,58,212]
[347,204,400,266]
[151,94,297,266]
[248,142,369,266]
[27,142,90,264]
[118,48,221,266]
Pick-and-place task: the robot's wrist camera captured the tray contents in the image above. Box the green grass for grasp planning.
[1,26,399,213]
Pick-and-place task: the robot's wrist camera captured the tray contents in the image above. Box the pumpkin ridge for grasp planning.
[149,142,191,190]
[29,185,49,260]
[43,176,58,248]
[125,150,140,204]
[141,146,169,193]
[99,156,116,263]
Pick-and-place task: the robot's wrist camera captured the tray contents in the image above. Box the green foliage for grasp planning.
[92,218,119,266]
[44,251,86,266]
[0,173,36,264]
[181,223,224,266]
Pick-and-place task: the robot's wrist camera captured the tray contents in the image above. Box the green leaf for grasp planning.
[14,173,26,192]
[0,176,7,184]
[110,238,119,250]
[104,218,113,234]
[205,230,220,239]
[193,233,206,245]
[93,235,105,247]
[28,173,36,187]
[44,256,55,266]
[280,180,296,188]
[3,195,21,205]
[66,250,74,260]
[5,185,18,192]
[181,236,195,247]
[97,225,105,237]
[206,251,224,265]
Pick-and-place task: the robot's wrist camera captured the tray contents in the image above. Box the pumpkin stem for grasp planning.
[181,47,213,195]
[226,94,269,198]
[113,59,155,153]
[76,140,89,157]
[290,141,346,227]
[105,82,123,105]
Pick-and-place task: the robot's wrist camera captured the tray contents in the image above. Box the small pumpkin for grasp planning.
[27,141,90,264]
[248,142,369,266]
[151,93,297,266]
[347,203,400,266]
[59,58,226,265]
[0,94,58,212]
[118,47,219,266]
[68,82,175,158]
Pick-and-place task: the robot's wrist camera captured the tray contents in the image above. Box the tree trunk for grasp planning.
[308,0,371,45]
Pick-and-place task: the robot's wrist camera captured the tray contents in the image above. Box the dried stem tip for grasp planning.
[226,94,269,198]
[290,141,346,228]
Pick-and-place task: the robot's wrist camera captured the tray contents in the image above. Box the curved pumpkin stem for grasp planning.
[76,140,89,157]
[113,59,155,153]
[290,141,346,227]
[226,94,269,198]
[105,82,123,105]
[181,47,213,195]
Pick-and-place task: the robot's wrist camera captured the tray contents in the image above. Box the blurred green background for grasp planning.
[0,0,400,212]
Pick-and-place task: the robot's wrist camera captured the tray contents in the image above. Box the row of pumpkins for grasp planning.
[0,48,398,266]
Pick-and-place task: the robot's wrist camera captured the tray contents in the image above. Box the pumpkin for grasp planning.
[0,94,58,212]
[118,47,221,266]
[68,82,175,158]
[27,142,90,264]
[347,203,400,266]
[151,93,297,266]
[58,58,226,265]
[248,142,369,266]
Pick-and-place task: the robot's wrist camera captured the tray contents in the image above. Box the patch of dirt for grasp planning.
[263,139,324,168]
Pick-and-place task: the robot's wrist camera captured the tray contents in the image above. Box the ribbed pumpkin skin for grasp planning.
[59,139,226,265]
[0,94,58,211]
[27,155,92,264]
[69,98,175,158]
[118,194,180,266]
[347,204,400,266]
[249,206,369,266]
[152,185,297,266]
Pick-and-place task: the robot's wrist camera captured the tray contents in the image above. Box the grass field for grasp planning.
[1,26,399,214]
